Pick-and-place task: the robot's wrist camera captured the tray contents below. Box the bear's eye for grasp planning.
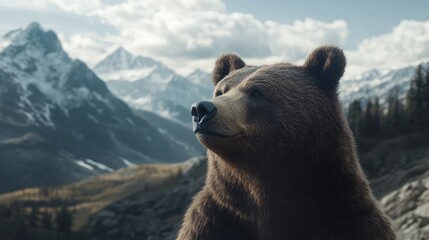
[250,89,263,98]
[215,91,222,97]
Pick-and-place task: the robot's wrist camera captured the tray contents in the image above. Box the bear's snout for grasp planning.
[191,101,217,124]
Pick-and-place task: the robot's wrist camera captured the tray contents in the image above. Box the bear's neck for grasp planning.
[205,129,374,232]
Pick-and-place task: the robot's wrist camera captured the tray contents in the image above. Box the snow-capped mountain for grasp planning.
[0,23,199,193]
[93,48,213,126]
[95,45,426,119]
[340,62,429,107]
[94,47,166,82]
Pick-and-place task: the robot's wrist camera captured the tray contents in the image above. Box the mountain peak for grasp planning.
[94,47,167,78]
[7,22,63,54]
[27,22,42,30]
[93,46,136,73]
[114,46,130,53]
[111,46,133,59]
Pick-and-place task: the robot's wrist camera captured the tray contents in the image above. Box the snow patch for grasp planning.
[0,39,11,52]
[75,160,94,171]
[121,158,137,167]
[157,128,167,135]
[97,67,157,82]
[87,114,99,124]
[126,117,135,126]
[85,159,114,172]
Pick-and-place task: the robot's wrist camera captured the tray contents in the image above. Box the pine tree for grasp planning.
[56,206,72,232]
[347,100,362,136]
[15,219,28,240]
[385,96,406,136]
[407,65,425,129]
[372,97,381,136]
[362,100,374,136]
[29,206,38,227]
[42,212,52,229]
[423,66,429,129]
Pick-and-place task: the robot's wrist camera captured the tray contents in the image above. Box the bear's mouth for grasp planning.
[194,129,241,138]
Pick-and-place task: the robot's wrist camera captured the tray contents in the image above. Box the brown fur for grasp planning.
[177,45,397,240]
[212,53,246,86]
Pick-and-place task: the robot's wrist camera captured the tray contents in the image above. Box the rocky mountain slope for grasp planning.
[382,177,429,239]
[93,47,212,126]
[133,109,205,155]
[359,133,429,240]
[0,23,198,193]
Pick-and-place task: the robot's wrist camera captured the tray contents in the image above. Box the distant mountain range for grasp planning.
[93,47,213,126]
[94,45,429,117]
[0,23,202,193]
[340,62,429,107]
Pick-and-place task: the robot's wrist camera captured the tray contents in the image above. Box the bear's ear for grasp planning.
[212,53,246,86]
[303,45,346,94]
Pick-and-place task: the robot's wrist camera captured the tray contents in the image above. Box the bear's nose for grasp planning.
[191,101,217,123]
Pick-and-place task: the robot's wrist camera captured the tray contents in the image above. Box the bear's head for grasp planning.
[191,46,347,171]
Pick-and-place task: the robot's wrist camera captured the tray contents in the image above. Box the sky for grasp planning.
[0,0,429,78]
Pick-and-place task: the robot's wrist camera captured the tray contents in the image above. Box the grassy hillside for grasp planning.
[0,156,206,239]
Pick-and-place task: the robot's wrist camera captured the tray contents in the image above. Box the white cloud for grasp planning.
[59,33,115,67]
[345,20,429,78]
[0,0,102,14]
[78,0,346,74]
[6,0,429,78]
[0,0,348,74]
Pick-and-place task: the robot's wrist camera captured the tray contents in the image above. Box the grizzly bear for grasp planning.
[177,46,397,240]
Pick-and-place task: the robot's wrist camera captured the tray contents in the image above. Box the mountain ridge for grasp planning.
[94,48,213,125]
[340,61,429,107]
[94,47,166,81]
[0,22,197,193]
[95,45,429,119]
